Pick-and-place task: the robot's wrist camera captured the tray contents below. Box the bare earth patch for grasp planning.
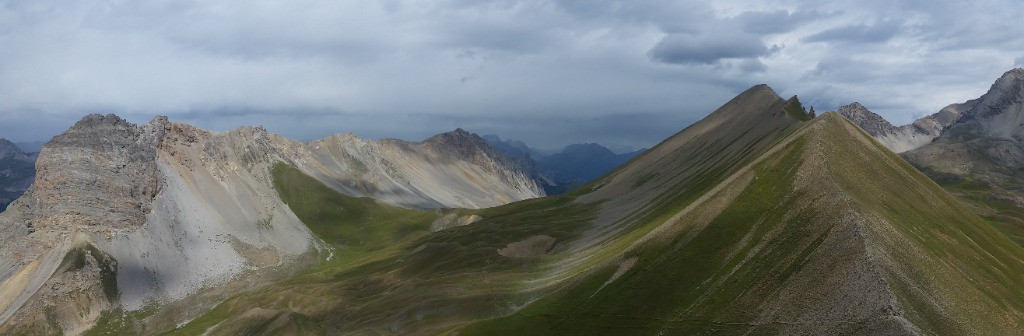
[497,235,556,258]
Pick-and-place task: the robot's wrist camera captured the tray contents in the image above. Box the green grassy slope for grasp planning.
[462,113,1024,335]
[164,85,818,334]
[166,89,1024,335]
[818,114,1024,334]
[903,137,1024,247]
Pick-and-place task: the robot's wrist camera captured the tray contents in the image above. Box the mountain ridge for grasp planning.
[152,84,1024,335]
[0,114,545,334]
[838,69,1024,154]
[6,80,1024,334]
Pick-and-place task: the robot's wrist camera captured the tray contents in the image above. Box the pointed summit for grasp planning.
[421,128,488,153]
[955,68,1024,127]
[0,138,23,159]
[836,102,898,137]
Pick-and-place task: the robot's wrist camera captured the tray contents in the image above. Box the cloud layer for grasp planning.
[1,0,1022,151]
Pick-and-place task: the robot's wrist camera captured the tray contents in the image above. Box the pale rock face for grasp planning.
[947,68,1024,140]
[836,101,972,153]
[839,69,1024,154]
[0,115,544,333]
[279,128,543,209]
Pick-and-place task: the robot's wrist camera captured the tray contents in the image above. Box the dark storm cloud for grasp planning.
[802,19,903,44]
[1,0,1024,150]
[648,33,772,65]
[551,0,711,33]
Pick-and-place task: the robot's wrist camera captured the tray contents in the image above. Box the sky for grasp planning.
[1,0,1023,152]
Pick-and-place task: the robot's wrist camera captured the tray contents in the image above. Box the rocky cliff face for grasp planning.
[943,68,1024,140]
[902,69,1024,191]
[0,115,544,334]
[839,70,1024,155]
[14,115,161,231]
[836,100,972,153]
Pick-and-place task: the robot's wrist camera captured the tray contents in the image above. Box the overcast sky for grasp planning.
[1,0,1022,152]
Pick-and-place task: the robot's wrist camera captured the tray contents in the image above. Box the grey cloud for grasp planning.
[552,0,712,33]
[2,0,1024,152]
[1016,57,1024,68]
[803,19,903,43]
[648,33,770,65]
[735,10,830,34]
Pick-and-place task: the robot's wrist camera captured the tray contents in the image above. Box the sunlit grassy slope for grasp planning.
[167,87,1024,335]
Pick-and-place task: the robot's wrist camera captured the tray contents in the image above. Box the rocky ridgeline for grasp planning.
[836,102,899,137]
[967,68,1024,122]
[838,68,1024,155]
[11,115,161,232]
[419,128,542,194]
[0,114,545,334]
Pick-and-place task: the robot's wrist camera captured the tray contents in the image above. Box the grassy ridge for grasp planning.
[824,114,1024,333]
[460,138,810,335]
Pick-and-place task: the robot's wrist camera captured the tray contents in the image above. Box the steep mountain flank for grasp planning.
[167,85,1024,335]
[0,116,543,334]
[467,102,1024,334]
[276,128,543,210]
[0,138,35,212]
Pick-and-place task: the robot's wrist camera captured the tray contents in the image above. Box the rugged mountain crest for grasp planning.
[0,115,545,334]
[12,114,161,231]
[836,101,964,153]
[902,69,1024,178]
[837,102,899,136]
[943,68,1024,139]
[840,69,1024,154]
[290,128,544,209]
[418,128,540,193]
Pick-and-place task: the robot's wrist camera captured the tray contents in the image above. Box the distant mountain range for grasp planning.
[483,135,645,194]
[0,138,35,212]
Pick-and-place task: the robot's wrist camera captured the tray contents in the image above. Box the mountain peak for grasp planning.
[424,128,483,147]
[1001,67,1024,79]
[70,113,133,130]
[835,102,898,137]
[741,84,780,101]
[0,138,23,158]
